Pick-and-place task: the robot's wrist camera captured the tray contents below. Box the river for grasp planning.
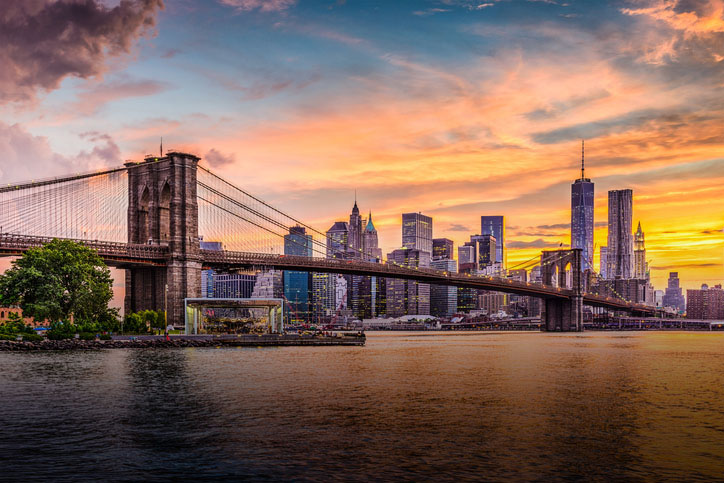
[1,331,723,481]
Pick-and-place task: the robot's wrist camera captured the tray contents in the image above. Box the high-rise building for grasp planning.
[283,226,313,323]
[655,289,664,307]
[311,272,334,321]
[480,216,505,269]
[606,189,633,279]
[362,211,382,262]
[326,221,349,259]
[507,269,530,316]
[432,238,454,260]
[199,239,223,297]
[402,213,433,255]
[213,273,257,298]
[634,222,648,280]
[686,284,724,319]
[430,258,457,317]
[251,270,283,299]
[456,244,477,313]
[662,272,685,313]
[571,141,594,271]
[470,234,496,272]
[599,246,608,279]
[386,248,430,316]
[348,199,363,256]
[354,211,383,318]
[458,244,477,269]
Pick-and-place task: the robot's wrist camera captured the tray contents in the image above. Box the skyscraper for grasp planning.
[480,216,505,269]
[402,212,433,255]
[362,211,382,262]
[458,243,477,269]
[470,234,496,273]
[386,248,430,316]
[430,258,457,316]
[663,272,686,313]
[634,222,648,280]
[283,225,313,322]
[199,239,223,297]
[571,141,594,271]
[326,221,349,259]
[348,199,362,256]
[354,211,383,318]
[606,189,633,279]
[432,238,454,260]
[599,246,608,279]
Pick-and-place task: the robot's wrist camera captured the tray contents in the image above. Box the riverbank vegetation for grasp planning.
[0,240,171,339]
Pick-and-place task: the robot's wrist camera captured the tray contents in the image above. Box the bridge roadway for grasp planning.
[0,235,656,315]
[202,250,658,315]
[0,234,167,267]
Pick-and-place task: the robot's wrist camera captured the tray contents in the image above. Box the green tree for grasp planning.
[0,239,115,324]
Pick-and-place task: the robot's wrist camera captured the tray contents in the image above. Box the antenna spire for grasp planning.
[160,137,163,157]
[581,139,585,179]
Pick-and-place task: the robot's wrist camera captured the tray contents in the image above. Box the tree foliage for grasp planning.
[0,239,115,324]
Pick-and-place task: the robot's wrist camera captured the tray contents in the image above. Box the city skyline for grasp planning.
[1,0,723,291]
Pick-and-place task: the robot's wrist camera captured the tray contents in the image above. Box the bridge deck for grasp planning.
[0,235,658,315]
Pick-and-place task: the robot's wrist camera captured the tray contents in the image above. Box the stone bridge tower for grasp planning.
[124,152,202,325]
[540,248,583,331]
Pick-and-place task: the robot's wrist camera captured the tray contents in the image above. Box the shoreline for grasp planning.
[0,334,365,351]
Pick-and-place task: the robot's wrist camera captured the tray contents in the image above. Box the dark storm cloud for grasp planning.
[0,0,164,104]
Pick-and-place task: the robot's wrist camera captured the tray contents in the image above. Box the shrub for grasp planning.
[0,333,16,341]
[100,334,112,341]
[20,333,43,342]
[78,332,96,341]
[46,321,76,340]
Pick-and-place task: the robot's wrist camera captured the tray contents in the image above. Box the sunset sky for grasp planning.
[1,0,724,292]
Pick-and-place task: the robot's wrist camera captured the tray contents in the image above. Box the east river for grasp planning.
[1,331,724,481]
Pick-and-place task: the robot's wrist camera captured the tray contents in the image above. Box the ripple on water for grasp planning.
[1,332,724,481]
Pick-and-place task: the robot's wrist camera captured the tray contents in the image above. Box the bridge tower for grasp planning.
[124,153,202,325]
[540,248,583,331]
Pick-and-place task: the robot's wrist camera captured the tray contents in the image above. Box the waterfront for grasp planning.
[1,331,723,481]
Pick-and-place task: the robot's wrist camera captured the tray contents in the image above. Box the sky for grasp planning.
[1,0,724,293]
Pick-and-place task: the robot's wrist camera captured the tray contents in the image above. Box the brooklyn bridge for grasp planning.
[0,152,657,331]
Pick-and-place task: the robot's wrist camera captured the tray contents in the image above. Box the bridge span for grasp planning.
[0,151,659,330]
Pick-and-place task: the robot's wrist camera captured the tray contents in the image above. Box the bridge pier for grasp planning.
[125,153,201,326]
[542,295,583,332]
[540,249,583,332]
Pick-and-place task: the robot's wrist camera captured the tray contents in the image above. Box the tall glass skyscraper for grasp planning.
[283,225,313,322]
[571,142,594,271]
[606,189,633,279]
[480,216,505,268]
[402,212,433,255]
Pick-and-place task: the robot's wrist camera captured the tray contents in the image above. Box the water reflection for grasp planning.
[1,332,723,480]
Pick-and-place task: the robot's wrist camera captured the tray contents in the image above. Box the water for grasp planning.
[1,331,724,481]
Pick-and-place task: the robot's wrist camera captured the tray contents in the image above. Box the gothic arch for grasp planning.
[138,186,151,243]
[159,181,171,243]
